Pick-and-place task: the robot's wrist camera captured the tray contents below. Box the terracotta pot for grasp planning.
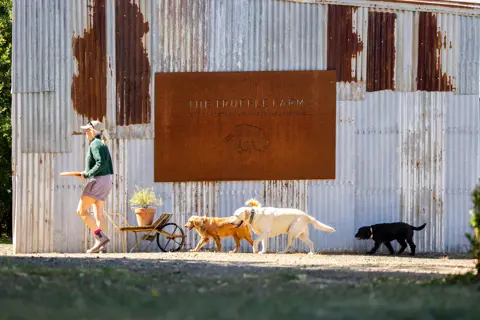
[133,207,156,226]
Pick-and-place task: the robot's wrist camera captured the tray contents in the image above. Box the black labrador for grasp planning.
[355,222,426,256]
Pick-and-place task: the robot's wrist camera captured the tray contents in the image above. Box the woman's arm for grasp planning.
[82,143,107,178]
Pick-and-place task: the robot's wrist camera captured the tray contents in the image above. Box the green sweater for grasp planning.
[82,136,114,179]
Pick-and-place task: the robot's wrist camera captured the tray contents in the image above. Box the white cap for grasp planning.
[80,120,105,131]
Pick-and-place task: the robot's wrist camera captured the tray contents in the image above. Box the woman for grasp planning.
[77,120,114,253]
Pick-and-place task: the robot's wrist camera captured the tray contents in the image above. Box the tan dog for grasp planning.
[184,215,254,253]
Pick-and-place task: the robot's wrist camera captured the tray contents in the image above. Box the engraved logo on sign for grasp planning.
[224,124,269,154]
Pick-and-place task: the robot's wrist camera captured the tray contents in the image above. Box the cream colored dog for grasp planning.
[232,199,335,254]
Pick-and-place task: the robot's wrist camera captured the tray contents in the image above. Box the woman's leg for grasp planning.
[76,196,97,231]
[82,175,113,253]
[92,199,106,231]
[86,199,110,253]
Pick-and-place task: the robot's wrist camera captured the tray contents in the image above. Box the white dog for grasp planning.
[232,199,335,254]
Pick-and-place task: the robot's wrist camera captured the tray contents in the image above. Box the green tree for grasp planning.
[467,180,480,276]
[0,0,11,237]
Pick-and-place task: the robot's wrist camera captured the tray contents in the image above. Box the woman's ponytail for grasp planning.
[101,129,109,143]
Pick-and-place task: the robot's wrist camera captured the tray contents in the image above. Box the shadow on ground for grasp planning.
[0,255,454,284]
[0,253,478,319]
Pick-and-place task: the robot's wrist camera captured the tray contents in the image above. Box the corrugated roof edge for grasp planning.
[283,0,480,15]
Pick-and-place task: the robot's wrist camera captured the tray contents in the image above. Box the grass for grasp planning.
[0,258,479,320]
[0,236,11,245]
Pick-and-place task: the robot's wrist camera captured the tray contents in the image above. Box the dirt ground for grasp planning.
[1,241,479,319]
[0,242,475,283]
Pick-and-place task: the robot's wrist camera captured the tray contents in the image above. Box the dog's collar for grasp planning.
[370,227,373,239]
[249,208,255,224]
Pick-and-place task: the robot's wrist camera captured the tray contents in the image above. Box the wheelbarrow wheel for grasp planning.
[156,222,185,252]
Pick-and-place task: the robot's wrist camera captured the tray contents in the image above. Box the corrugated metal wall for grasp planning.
[12,0,480,254]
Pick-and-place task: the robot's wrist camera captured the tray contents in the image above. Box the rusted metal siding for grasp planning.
[12,93,55,253]
[309,101,356,252]
[395,10,416,92]
[53,136,89,253]
[104,139,220,253]
[171,181,218,251]
[14,153,55,253]
[217,181,264,252]
[444,94,480,252]
[12,0,480,254]
[205,0,327,72]
[16,92,475,255]
[457,15,480,95]
[416,12,455,92]
[327,5,364,83]
[263,180,308,252]
[70,0,153,136]
[18,93,71,153]
[151,0,213,250]
[286,0,480,14]
[154,0,208,72]
[207,0,247,71]
[11,0,55,93]
[387,0,480,10]
[115,0,151,126]
[12,0,71,152]
[152,0,327,251]
[327,5,368,101]
[71,0,107,122]
[399,92,445,252]
[354,92,401,253]
[351,91,472,254]
[366,11,396,92]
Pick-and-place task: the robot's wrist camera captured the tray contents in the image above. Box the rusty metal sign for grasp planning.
[154,70,336,182]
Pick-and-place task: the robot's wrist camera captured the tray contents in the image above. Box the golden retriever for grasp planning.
[232,198,335,254]
[184,215,253,253]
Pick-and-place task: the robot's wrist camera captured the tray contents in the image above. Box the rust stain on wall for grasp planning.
[115,0,151,125]
[417,12,454,92]
[373,0,480,10]
[327,5,364,82]
[71,0,107,121]
[367,11,396,92]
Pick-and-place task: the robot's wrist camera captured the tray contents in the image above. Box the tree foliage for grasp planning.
[0,0,11,237]
[467,180,480,276]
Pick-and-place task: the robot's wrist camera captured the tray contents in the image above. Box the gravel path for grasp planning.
[1,243,476,284]
[0,243,11,256]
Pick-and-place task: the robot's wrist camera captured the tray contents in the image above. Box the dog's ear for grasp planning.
[195,217,205,227]
[193,218,204,227]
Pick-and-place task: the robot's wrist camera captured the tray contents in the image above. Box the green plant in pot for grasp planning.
[129,186,163,226]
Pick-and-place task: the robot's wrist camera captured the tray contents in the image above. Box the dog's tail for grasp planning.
[245,198,261,207]
[307,215,335,232]
[412,223,427,231]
